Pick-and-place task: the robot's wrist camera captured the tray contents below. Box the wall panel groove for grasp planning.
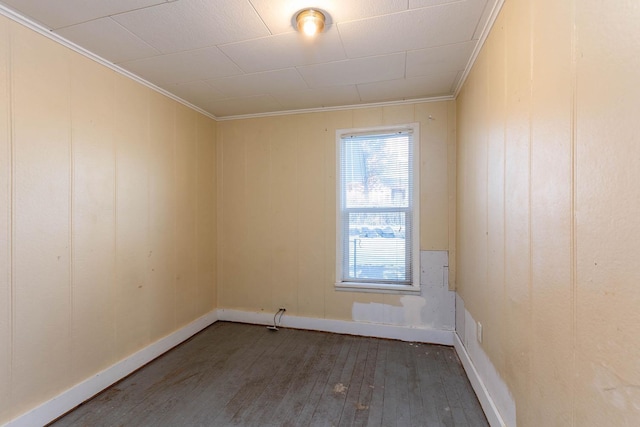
[456,0,640,425]
[0,16,13,422]
[0,15,217,424]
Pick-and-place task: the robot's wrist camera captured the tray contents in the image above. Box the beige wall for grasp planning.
[0,17,217,423]
[456,0,640,425]
[217,101,456,323]
[9,0,640,423]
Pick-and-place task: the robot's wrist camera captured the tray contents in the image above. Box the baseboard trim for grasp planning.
[5,309,472,427]
[217,308,454,346]
[4,310,219,427]
[453,332,506,427]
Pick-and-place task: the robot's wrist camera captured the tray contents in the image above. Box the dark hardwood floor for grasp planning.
[51,322,488,427]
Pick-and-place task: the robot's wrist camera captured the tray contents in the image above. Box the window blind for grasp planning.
[339,130,414,284]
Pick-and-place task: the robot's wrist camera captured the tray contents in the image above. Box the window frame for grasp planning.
[335,123,420,294]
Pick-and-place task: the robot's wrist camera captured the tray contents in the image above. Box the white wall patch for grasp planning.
[351,251,455,330]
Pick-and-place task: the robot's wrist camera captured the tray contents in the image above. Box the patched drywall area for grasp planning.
[352,251,454,330]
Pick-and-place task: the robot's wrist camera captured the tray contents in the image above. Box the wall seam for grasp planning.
[146,90,151,343]
[7,20,14,406]
[485,62,490,334]
[215,125,222,308]
[113,76,119,352]
[67,49,74,383]
[172,104,177,328]
[569,0,578,424]
[195,116,200,313]
[527,0,535,423]
[501,4,508,417]
[447,101,456,290]
[294,117,300,315]
[266,125,272,311]
[295,117,300,314]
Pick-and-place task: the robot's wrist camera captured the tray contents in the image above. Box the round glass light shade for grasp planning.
[296,9,325,36]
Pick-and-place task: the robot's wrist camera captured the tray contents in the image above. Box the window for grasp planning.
[336,124,420,293]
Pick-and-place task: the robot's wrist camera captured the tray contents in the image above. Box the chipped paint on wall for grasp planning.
[593,363,640,413]
[351,251,455,330]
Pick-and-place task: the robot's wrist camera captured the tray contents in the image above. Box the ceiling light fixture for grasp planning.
[295,9,325,37]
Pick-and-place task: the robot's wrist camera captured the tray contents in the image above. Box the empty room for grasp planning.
[1,0,638,426]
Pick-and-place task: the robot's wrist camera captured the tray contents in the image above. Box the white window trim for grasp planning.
[335,123,420,294]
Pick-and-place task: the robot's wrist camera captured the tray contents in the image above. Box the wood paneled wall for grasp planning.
[216,101,456,323]
[456,0,640,424]
[0,17,217,423]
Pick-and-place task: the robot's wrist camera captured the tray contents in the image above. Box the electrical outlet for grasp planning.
[279,307,286,312]
[477,322,483,343]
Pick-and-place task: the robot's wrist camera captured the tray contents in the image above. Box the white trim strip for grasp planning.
[0,4,217,121]
[453,0,505,97]
[453,332,506,427]
[217,308,454,346]
[216,95,455,121]
[3,311,219,427]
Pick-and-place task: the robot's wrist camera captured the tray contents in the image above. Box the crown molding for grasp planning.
[215,95,455,121]
[0,0,503,123]
[453,0,506,97]
[0,3,218,121]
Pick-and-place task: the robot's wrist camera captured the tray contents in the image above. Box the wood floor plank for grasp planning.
[350,338,379,427]
[338,338,374,427]
[53,322,254,426]
[392,343,412,427]
[51,323,489,427]
[113,323,277,426]
[184,326,291,425]
[232,329,325,426]
[295,335,354,426]
[382,340,415,427]
[408,342,441,427]
[441,348,489,427]
[435,348,471,427]
[267,332,344,426]
[121,323,281,426]
[366,338,389,427]
[308,335,360,426]
[404,343,427,427]
[209,329,301,425]
[414,345,455,426]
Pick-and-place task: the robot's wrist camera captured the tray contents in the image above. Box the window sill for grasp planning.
[335,282,421,295]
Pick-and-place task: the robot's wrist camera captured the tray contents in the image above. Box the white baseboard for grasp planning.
[4,308,476,427]
[217,308,455,345]
[455,296,516,427]
[4,310,219,427]
[453,332,506,427]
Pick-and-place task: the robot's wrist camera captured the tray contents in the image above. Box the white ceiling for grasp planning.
[0,0,498,118]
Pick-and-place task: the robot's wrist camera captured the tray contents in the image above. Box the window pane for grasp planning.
[344,211,410,283]
[342,133,411,209]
